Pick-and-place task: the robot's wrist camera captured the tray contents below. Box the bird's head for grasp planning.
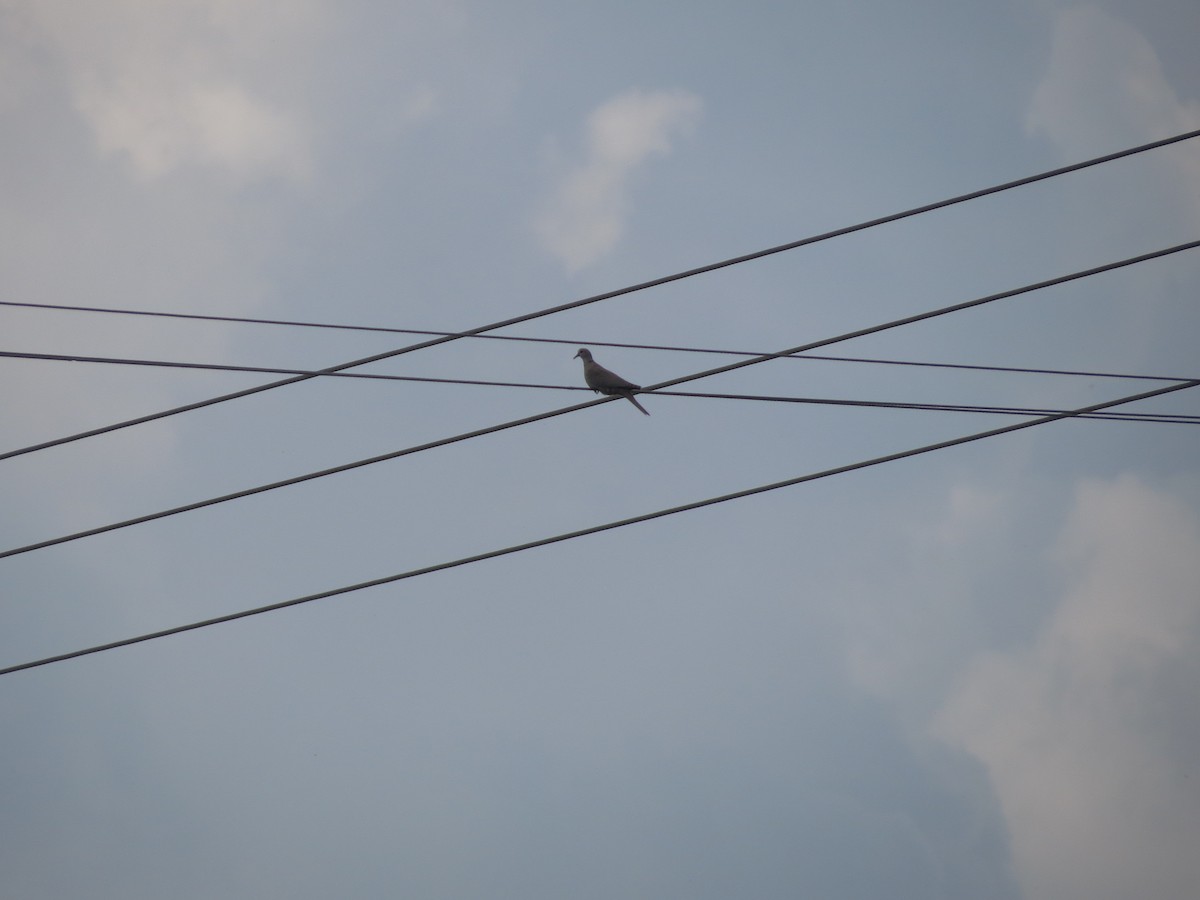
[574,348,592,361]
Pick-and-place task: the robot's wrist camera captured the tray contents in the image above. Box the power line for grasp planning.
[5,130,1200,341]
[5,128,1198,463]
[638,241,1200,396]
[3,375,1195,677]
[4,236,1199,467]
[620,393,1197,424]
[2,337,1194,387]
[3,240,1195,561]
[2,349,1196,424]
[0,309,1191,384]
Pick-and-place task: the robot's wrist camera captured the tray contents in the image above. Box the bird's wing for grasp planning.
[586,361,640,392]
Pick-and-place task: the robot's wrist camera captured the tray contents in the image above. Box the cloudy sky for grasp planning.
[2,1,1198,897]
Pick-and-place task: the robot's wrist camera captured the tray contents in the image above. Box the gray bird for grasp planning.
[574,348,650,416]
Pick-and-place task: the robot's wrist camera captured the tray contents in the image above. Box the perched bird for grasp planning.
[574,348,650,416]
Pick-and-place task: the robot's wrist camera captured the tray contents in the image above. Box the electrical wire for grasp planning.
[4,236,1199,466]
[0,310,1191,385]
[5,127,1198,463]
[2,336,1194,386]
[2,349,1196,424]
[3,240,1196,561]
[3,375,1195,677]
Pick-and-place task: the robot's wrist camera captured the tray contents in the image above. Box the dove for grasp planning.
[573,348,650,416]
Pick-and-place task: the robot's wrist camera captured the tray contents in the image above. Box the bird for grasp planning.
[574,348,650,415]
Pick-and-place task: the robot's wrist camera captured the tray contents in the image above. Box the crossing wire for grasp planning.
[0,305,1191,385]
[2,375,1195,677]
[2,239,1196,562]
[2,349,1197,424]
[2,338,1195,387]
[3,127,1198,464]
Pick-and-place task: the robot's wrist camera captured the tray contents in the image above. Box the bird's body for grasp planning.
[574,348,650,415]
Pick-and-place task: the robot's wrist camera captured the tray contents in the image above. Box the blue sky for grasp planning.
[2,1,1198,897]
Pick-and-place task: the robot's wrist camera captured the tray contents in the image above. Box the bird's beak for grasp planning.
[573,350,581,359]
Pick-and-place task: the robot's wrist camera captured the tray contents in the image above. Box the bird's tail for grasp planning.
[626,393,650,416]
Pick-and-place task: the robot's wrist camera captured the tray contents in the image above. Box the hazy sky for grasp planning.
[2,2,1198,898]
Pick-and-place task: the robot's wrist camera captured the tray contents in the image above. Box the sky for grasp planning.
[1,1,1198,897]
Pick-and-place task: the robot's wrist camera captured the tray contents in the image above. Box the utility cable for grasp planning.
[1,340,1193,387]
[2,375,1195,677]
[4,129,1200,341]
[2,350,1196,424]
[3,234,1198,466]
[0,309,1189,385]
[5,127,1198,463]
[2,240,1195,561]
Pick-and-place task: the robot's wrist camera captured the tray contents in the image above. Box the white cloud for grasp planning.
[5,0,322,181]
[536,88,702,272]
[1026,7,1200,221]
[79,78,309,182]
[934,475,1200,900]
[0,0,325,527]
[1027,7,1200,153]
[839,480,1020,711]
